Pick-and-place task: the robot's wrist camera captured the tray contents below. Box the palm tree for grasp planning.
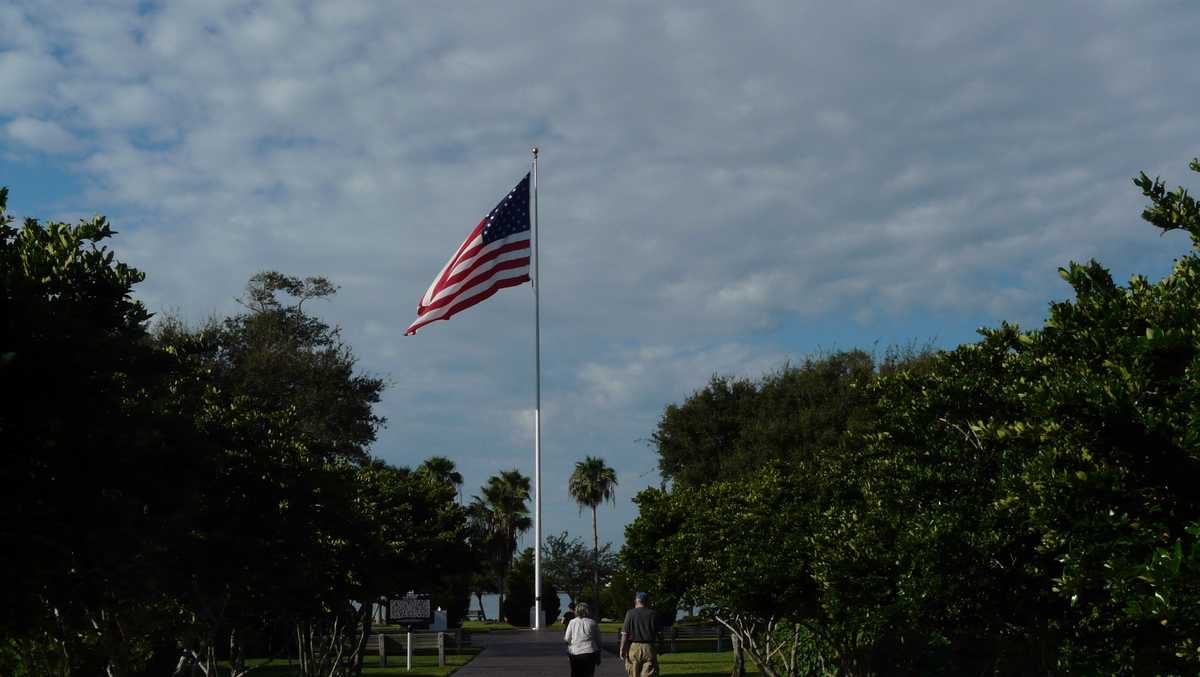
[418,455,464,503]
[465,499,497,620]
[476,470,532,621]
[568,456,617,616]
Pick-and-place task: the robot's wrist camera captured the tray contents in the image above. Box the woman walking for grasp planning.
[564,601,601,677]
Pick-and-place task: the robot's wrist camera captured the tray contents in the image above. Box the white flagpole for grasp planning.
[531,146,543,630]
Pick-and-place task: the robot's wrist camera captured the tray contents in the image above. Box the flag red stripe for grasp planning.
[419,255,530,314]
[424,246,531,311]
[452,220,487,261]
[404,274,530,335]
[419,222,485,307]
[443,238,531,287]
[424,260,532,316]
[439,273,531,321]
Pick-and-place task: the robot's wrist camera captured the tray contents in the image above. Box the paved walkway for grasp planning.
[454,629,627,677]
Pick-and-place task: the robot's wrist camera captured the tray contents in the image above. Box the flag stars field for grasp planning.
[405,173,533,336]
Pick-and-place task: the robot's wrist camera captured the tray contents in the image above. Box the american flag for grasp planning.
[405,174,532,335]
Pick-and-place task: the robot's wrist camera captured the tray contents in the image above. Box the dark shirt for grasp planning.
[561,611,575,625]
[621,607,659,642]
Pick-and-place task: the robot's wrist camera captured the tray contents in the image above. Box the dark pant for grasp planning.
[569,651,598,677]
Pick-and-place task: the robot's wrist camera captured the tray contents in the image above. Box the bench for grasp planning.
[618,625,726,653]
[364,630,470,667]
[663,625,725,652]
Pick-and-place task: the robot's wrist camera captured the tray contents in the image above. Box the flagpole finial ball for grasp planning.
[531,146,539,157]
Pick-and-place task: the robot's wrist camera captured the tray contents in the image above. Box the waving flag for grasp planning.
[405,174,532,335]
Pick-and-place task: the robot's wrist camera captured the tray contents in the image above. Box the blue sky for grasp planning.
[3,1,1199,549]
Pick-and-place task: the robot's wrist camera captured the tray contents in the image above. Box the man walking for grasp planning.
[618,592,659,677]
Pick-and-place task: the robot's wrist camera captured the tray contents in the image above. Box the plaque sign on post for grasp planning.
[387,592,433,626]
[387,592,432,672]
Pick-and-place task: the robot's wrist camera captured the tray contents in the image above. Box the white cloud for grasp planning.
[0,51,63,114]
[4,0,1200,546]
[575,343,789,415]
[4,117,79,152]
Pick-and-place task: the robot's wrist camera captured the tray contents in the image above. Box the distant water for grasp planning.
[470,593,687,622]
[472,592,575,622]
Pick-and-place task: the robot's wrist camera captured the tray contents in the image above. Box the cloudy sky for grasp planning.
[4,1,1199,548]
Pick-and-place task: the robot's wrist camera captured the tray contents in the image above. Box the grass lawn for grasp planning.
[459,619,620,633]
[361,649,479,676]
[371,620,519,634]
[657,650,761,676]
[459,620,518,633]
[371,623,483,633]
[222,647,480,676]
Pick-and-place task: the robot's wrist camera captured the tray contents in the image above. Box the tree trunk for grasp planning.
[497,528,511,623]
[730,633,745,677]
[475,591,487,621]
[714,614,788,677]
[591,505,600,617]
[229,627,241,677]
[497,573,506,624]
[95,607,130,677]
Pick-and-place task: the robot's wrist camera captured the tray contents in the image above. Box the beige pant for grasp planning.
[624,642,658,677]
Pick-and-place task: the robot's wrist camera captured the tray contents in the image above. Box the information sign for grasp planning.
[387,592,432,625]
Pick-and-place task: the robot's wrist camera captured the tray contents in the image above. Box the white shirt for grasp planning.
[563,617,600,655]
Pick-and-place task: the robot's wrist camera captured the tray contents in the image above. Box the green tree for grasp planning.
[813,162,1200,673]
[627,162,1200,674]
[814,338,1044,674]
[475,470,532,620]
[502,549,561,627]
[622,489,687,627]
[412,458,472,627]
[0,191,473,677]
[156,281,466,677]
[464,500,499,621]
[417,455,465,503]
[543,532,619,606]
[314,460,467,675]
[598,567,637,625]
[568,456,618,615]
[214,271,386,464]
[652,350,929,490]
[153,272,395,676]
[625,471,824,677]
[652,375,759,488]
[0,190,190,676]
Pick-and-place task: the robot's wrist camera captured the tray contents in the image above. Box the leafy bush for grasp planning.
[625,162,1200,675]
[502,548,561,626]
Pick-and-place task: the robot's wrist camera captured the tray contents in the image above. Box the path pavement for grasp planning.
[453,629,627,677]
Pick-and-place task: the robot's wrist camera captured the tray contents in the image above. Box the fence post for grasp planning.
[406,631,413,671]
[438,632,445,667]
[379,634,387,667]
[716,627,723,652]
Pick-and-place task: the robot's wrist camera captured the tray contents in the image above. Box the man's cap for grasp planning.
[635,592,649,604]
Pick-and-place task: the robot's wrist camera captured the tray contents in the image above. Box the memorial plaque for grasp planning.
[387,592,432,625]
